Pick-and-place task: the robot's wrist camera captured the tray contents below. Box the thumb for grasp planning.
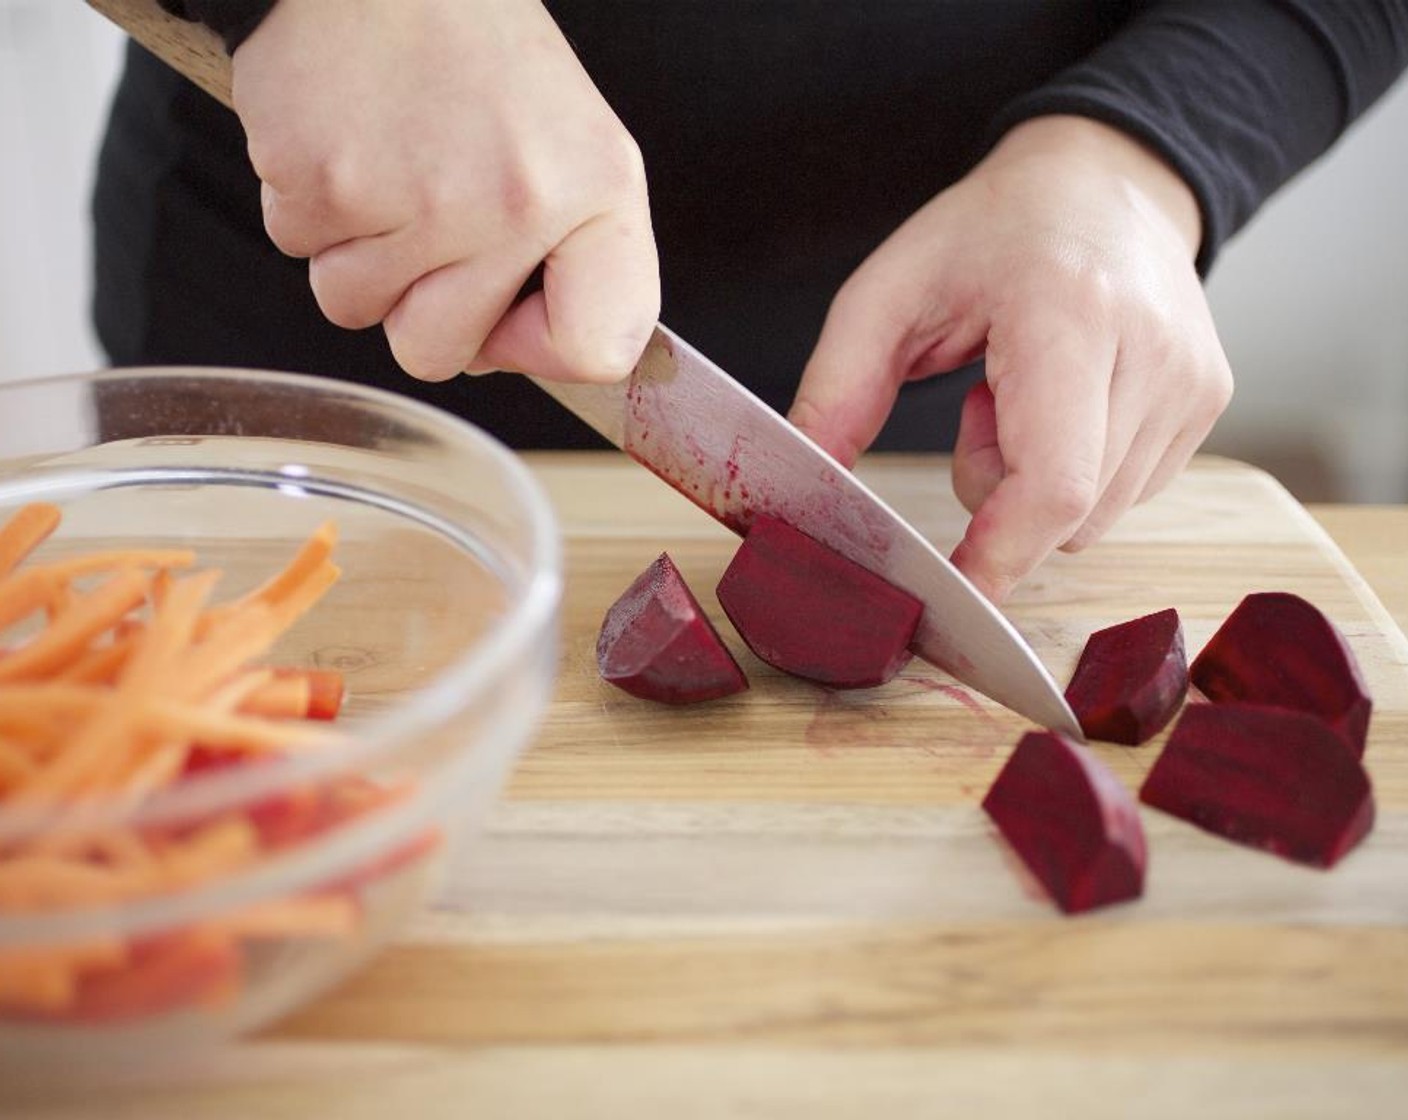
[786,281,910,469]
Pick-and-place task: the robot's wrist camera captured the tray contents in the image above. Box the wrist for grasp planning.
[986,114,1203,261]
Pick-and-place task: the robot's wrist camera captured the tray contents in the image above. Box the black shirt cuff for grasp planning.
[157,0,278,54]
[987,0,1408,275]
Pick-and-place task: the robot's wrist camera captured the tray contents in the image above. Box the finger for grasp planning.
[308,224,446,330]
[1059,420,1166,552]
[261,180,394,261]
[786,279,912,468]
[949,313,1116,603]
[382,253,541,382]
[1137,364,1233,504]
[1136,421,1214,506]
[478,206,660,383]
[951,379,1004,513]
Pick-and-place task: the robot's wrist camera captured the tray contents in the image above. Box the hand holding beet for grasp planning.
[787,114,1233,604]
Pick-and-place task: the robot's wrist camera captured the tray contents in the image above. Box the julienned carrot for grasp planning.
[120,568,224,691]
[0,506,434,1024]
[0,938,128,1014]
[0,741,38,786]
[242,672,311,719]
[271,666,346,720]
[58,637,135,685]
[218,894,358,939]
[198,521,337,634]
[0,569,60,633]
[32,549,197,581]
[58,928,240,1024]
[145,701,345,754]
[0,503,61,580]
[0,570,150,685]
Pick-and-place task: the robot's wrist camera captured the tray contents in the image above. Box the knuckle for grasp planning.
[496,168,558,241]
[1203,358,1235,414]
[1044,470,1100,525]
[597,130,648,200]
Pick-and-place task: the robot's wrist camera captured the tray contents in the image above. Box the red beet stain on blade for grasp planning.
[715,514,922,689]
[1190,591,1371,757]
[982,730,1147,914]
[1139,702,1375,868]
[597,552,748,704]
[1065,608,1188,745]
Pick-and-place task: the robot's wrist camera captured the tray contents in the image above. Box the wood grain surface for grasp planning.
[6,453,1407,1117]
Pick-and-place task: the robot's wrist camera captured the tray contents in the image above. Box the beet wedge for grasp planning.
[1139,702,1375,868]
[982,730,1147,914]
[597,553,748,704]
[1065,608,1188,745]
[1190,591,1371,757]
[715,515,922,689]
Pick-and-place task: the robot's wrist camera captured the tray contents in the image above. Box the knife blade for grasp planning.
[538,326,1080,734]
[85,0,1080,734]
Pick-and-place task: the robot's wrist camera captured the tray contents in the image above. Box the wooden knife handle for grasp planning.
[86,0,234,108]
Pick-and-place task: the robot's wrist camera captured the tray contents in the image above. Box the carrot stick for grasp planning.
[119,670,273,794]
[28,549,196,581]
[172,602,285,702]
[0,569,60,633]
[60,928,239,1023]
[199,521,337,633]
[0,570,150,684]
[157,816,259,887]
[270,666,345,720]
[120,569,223,691]
[217,894,359,939]
[57,637,135,685]
[0,740,38,786]
[266,559,341,637]
[0,938,130,1014]
[91,829,158,871]
[0,503,61,579]
[0,956,77,1013]
[241,673,311,720]
[0,855,153,909]
[0,682,104,715]
[143,700,346,753]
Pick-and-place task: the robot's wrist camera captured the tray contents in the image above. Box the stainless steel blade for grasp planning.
[535,325,1080,734]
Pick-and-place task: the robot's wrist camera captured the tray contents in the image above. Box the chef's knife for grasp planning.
[84,0,1081,735]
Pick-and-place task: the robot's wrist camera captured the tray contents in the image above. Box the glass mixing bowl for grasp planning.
[0,368,560,1067]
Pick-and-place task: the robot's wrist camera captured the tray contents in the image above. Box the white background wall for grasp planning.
[1,4,1406,500]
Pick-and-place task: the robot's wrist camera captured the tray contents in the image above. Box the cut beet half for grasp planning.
[715,515,922,689]
[1139,702,1374,868]
[982,730,1147,914]
[597,552,748,704]
[1065,608,1188,745]
[1190,591,1371,757]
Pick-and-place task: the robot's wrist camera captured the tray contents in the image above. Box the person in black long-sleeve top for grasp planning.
[93,1,1408,601]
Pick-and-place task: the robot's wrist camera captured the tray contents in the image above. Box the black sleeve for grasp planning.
[157,0,277,53]
[987,0,1408,274]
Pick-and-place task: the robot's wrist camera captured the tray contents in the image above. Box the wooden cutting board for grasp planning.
[11,453,1408,1118]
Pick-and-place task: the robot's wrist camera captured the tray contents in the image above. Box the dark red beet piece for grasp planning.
[715,515,922,689]
[1065,608,1188,745]
[1139,702,1375,868]
[982,731,1147,914]
[597,552,748,704]
[1190,591,1371,757]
